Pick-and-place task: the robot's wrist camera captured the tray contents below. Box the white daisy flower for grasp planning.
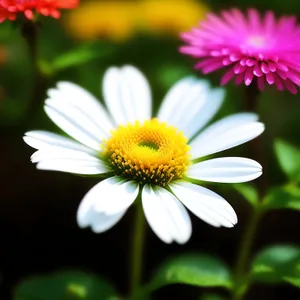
[23,65,264,244]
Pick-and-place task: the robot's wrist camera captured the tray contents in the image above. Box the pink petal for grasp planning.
[221,68,235,85]
[268,61,277,72]
[276,62,289,72]
[248,8,261,30]
[261,62,270,74]
[274,74,285,91]
[264,11,276,33]
[244,67,254,85]
[284,79,298,94]
[287,70,300,86]
[266,72,275,84]
[253,63,263,77]
[234,63,247,74]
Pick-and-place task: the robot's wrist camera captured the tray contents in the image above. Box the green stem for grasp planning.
[21,20,49,122]
[21,20,39,66]
[231,85,266,300]
[130,200,146,299]
[244,85,268,197]
[231,206,263,300]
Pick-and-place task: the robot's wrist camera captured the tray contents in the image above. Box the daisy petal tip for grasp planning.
[90,224,105,234]
[176,239,188,245]
[177,233,191,245]
[254,169,263,180]
[258,122,265,132]
[250,122,265,138]
[104,66,119,75]
[23,131,35,139]
[35,162,46,171]
[212,87,226,102]
[77,219,88,229]
[22,136,30,145]
[123,64,141,73]
[161,237,173,244]
[226,223,236,228]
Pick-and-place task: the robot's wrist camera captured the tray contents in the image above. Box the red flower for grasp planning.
[0,0,79,22]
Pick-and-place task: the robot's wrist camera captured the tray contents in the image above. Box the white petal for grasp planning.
[31,148,100,163]
[103,65,151,126]
[170,182,237,228]
[24,131,106,174]
[188,157,262,183]
[77,177,138,233]
[45,101,101,151]
[77,194,126,233]
[142,185,191,244]
[78,176,139,217]
[90,211,127,233]
[93,177,139,215]
[48,81,114,134]
[23,131,95,154]
[158,77,224,139]
[45,82,114,150]
[190,113,264,158]
[37,158,108,175]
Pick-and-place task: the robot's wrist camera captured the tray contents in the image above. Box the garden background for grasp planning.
[1,0,300,299]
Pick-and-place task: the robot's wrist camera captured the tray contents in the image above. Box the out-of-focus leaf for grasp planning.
[274,139,300,181]
[251,245,300,284]
[263,185,300,211]
[157,64,192,89]
[14,270,117,300]
[284,276,300,287]
[147,253,233,293]
[232,183,259,207]
[45,43,115,75]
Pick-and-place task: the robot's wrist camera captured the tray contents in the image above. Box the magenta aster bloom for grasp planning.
[180,8,300,94]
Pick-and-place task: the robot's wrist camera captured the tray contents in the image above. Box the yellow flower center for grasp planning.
[104,119,190,186]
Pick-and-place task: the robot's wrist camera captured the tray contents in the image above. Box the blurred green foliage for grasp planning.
[251,245,300,286]
[14,270,117,300]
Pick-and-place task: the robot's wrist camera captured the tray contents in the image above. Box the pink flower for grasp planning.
[180,8,300,94]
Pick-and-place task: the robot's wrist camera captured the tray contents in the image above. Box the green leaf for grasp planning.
[274,139,300,181]
[251,245,300,284]
[46,43,115,75]
[147,253,233,293]
[14,270,117,300]
[263,185,300,211]
[232,183,259,207]
[284,276,300,287]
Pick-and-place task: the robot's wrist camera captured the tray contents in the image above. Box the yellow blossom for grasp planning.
[139,0,209,35]
[64,0,209,41]
[64,1,137,42]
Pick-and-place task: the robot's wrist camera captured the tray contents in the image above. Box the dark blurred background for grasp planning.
[1,0,300,299]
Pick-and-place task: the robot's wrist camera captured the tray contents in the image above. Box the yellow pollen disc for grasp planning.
[104,119,190,186]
